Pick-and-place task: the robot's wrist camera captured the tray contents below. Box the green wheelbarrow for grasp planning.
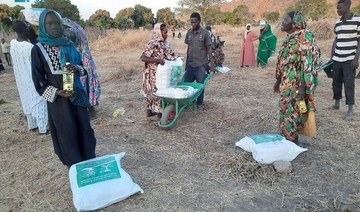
[154,73,211,129]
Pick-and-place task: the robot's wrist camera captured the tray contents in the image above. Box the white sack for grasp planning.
[156,58,183,89]
[235,134,284,152]
[21,8,46,26]
[69,152,143,211]
[251,139,307,164]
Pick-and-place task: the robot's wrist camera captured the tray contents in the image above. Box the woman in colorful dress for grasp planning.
[31,10,96,167]
[257,21,277,68]
[63,18,101,117]
[239,24,258,67]
[273,12,321,144]
[140,23,178,118]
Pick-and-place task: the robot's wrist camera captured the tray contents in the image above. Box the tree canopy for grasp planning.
[32,0,80,21]
[8,5,25,20]
[114,8,135,30]
[176,0,225,25]
[286,0,331,20]
[223,5,255,26]
[352,4,360,15]
[87,9,113,30]
[131,4,154,28]
[0,4,24,32]
[156,7,176,26]
[262,11,280,22]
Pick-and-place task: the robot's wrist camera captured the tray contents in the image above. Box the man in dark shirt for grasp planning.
[184,12,215,110]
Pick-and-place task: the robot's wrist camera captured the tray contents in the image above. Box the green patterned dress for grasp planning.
[275,29,320,141]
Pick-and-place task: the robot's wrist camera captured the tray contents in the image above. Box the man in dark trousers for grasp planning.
[184,12,215,110]
[331,0,360,121]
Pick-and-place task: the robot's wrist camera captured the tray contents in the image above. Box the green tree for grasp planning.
[131,4,153,28]
[88,9,113,30]
[8,5,25,20]
[116,16,135,30]
[262,11,280,22]
[352,4,360,15]
[0,4,12,32]
[0,4,10,21]
[176,0,225,25]
[203,6,222,25]
[32,0,80,21]
[114,7,135,29]
[220,11,232,24]
[226,5,254,26]
[156,7,176,26]
[176,19,186,28]
[286,0,331,20]
[115,7,134,20]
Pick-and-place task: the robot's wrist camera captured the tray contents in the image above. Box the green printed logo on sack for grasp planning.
[249,134,284,144]
[170,65,182,87]
[76,156,121,187]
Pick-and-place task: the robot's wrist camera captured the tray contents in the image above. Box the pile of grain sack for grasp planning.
[155,58,198,99]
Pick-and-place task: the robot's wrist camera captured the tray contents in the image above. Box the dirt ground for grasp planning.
[0,28,360,212]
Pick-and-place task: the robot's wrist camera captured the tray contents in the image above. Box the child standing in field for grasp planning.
[1,38,11,66]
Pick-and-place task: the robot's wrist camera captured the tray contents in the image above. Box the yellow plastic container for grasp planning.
[300,110,316,137]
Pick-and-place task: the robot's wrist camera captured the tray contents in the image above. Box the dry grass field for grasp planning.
[1,24,360,211]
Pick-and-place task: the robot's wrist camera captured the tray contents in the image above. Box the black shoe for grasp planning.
[146,110,156,117]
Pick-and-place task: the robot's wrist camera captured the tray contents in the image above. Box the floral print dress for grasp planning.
[142,40,177,113]
[275,29,320,141]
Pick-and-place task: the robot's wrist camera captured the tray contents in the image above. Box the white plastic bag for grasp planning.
[235,134,307,164]
[156,63,172,89]
[215,66,231,73]
[155,85,198,99]
[69,152,143,211]
[20,8,46,26]
[235,134,284,152]
[156,58,183,89]
[251,140,307,164]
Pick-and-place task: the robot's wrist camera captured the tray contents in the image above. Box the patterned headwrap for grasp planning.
[289,12,307,30]
[37,9,80,68]
[152,23,164,41]
[62,18,101,106]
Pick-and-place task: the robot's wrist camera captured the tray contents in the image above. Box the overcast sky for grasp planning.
[3,0,179,20]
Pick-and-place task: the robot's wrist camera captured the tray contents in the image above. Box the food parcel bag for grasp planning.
[69,152,143,211]
[20,8,46,26]
[156,58,183,89]
[235,134,307,164]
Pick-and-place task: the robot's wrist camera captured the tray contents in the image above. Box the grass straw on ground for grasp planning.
[0,25,359,211]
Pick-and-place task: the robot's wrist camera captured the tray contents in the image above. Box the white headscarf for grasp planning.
[245,23,251,39]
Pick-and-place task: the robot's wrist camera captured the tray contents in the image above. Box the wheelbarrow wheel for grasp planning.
[160,104,176,128]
